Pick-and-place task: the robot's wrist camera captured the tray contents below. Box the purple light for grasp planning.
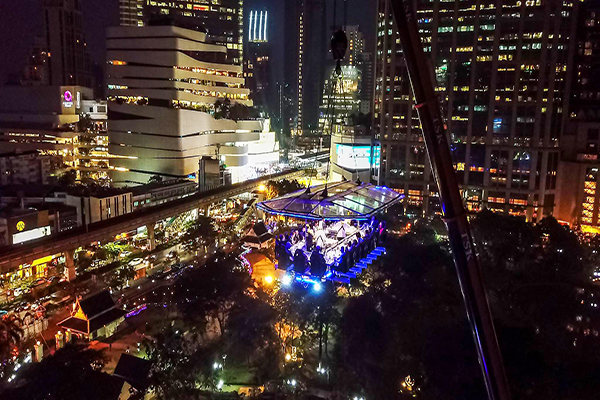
[64,91,73,102]
[126,304,147,318]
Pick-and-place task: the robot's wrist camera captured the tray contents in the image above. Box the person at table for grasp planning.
[338,246,349,273]
[293,248,308,274]
[306,229,314,251]
[310,246,327,277]
[380,221,388,243]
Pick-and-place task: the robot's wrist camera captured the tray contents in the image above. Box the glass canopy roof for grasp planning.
[257,181,403,220]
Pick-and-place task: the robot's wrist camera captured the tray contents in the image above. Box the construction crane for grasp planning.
[387,1,512,399]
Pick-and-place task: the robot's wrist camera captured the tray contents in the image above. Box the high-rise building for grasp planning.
[374,0,578,220]
[346,26,365,67]
[357,52,374,115]
[21,37,50,86]
[119,0,244,65]
[42,0,93,87]
[246,10,271,114]
[284,0,327,137]
[570,0,600,120]
[319,65,361,134]
[554,0,600,230]
[119,0,144,27]
[106,25,278,184]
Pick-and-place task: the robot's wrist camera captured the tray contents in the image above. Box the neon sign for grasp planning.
[63,90,73,108]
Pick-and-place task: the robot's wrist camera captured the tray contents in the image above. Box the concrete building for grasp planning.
[106,25,278,184]
[555,121,600,230]
[319,65,361,134]
[374,0,578,220]
[0,151,52,185]
[41,0,93,87]
[246,10,272,115]
[0,85,109,182]
[0,179,201,230]
[131,180,197,211]
[346,26,365,67]
[0,205,78,248]
[284,0,327,137]
[329,126,376,183]
[554,1,600,231]
[21,37,50,86]
[358,52,374,115]
[118,0,244,65]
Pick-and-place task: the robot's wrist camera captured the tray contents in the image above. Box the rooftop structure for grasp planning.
[258,181,402,221]
[58,290,126,340]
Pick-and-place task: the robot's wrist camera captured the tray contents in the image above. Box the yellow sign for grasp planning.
[16,221,25,231]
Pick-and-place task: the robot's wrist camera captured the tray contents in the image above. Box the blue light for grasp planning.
[313,282,322,292]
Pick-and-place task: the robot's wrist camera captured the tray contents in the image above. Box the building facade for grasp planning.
[106,25,278,184]
[119,0,244,65]
[0,86,109,183]
[346,26,365,67]
[0,151,52,186]
[555,0,600,230]
[358,52,374,115]
[42,0,93,87]
[284,0,327,137]
[319,65,362,134]
[374,0,578,220]
[246,10,271,115]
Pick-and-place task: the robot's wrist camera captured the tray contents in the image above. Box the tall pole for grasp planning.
[388,1,511,399]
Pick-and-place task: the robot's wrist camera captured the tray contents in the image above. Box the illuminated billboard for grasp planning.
[13,226,51,245]
[335,144,380,170]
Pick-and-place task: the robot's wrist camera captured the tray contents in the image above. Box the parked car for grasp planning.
[129,258,144,267]
[167,251,178,260]
[119,251,132,258]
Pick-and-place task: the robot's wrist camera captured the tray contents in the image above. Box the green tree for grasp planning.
[174,254,252,335]
[266,179,304,200]
[214,98,231,120]
[182,216,216,244]
[0,314,23,371]
[58,170,77,186]
[0,342,112,400]
[144,327,217,400]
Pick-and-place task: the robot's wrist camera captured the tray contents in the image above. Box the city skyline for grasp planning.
[1,2,600,400]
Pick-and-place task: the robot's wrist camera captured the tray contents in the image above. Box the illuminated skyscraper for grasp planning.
[554,0,600,230]
[119,0,244,65]
[346,26,364,67]
[284,0,327,137]
[246,10,271,113]
[374,0,578,220]
[119,0,143,27]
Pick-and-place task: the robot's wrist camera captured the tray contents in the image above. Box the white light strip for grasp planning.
[253,11,258,42]
[258,11,263,41]
[249,11,253,41]
[264,11,267,41]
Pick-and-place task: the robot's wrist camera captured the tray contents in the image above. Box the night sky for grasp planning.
[0,0,375,87]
